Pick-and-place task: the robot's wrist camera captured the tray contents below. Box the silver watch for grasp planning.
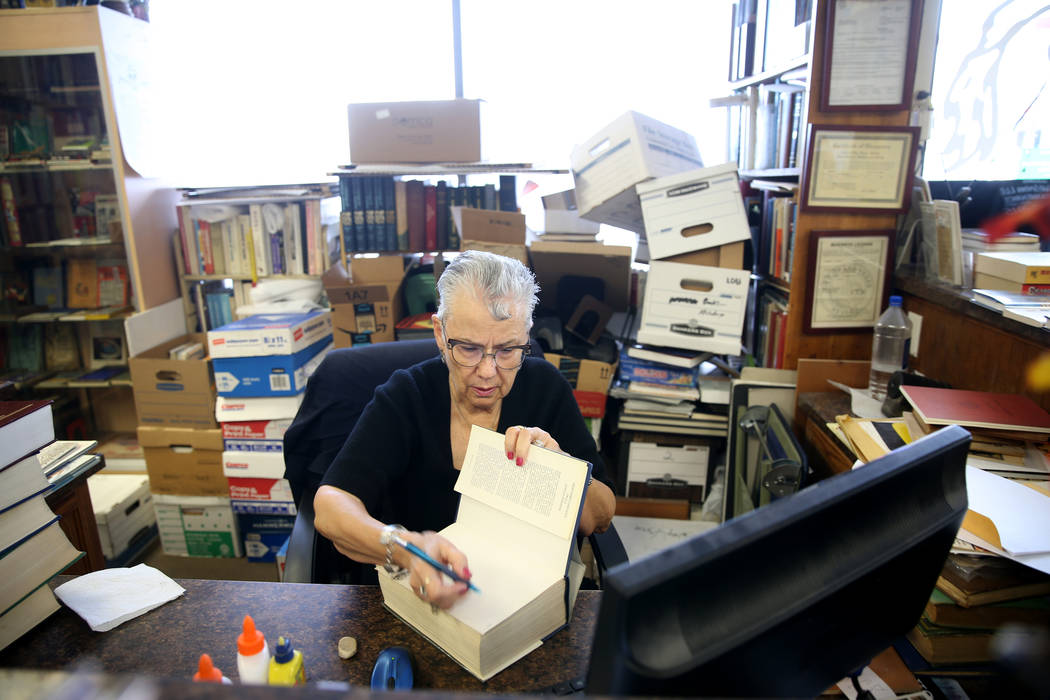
[380,523,407,574]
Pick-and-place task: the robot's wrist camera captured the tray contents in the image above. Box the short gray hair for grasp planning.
[436,250,539,329]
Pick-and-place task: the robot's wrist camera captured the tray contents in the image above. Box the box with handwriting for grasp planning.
[637,261,749,355]
[637,163,751,260]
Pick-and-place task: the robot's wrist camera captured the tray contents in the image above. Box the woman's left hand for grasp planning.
[505,425,561,466]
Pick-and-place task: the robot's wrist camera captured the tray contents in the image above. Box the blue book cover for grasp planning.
[362,176,377,251]
[619,350,699,387]
[350,177,366,252]
[383,176,396,251]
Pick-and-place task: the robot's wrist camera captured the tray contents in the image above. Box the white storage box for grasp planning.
[207,311,332,359]
[626,439,710,502]
[637,163,751,260]
[153,494,242,558]
[215,394,304,423]
[222,450,286,479]
[88,473,155,560]
[570,111,702,234]
[637,262,749,355]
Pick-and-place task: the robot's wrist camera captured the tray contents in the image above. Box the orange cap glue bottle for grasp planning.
[236,615,270,684]
[268,635,306,686]
[193,653,231,684]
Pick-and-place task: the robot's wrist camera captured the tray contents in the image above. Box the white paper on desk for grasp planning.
[54,564,185,632]
[964,465,1050,556]
[827,380,885,419]
[834,666,896,700]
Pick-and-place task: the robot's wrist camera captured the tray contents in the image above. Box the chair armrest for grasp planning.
[283,491,316,584]
[588,521,628,582]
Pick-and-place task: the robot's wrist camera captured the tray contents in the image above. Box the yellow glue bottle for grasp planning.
[268,636,306,686]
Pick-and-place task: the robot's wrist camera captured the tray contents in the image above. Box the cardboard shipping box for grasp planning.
[324,256,405,347]
[213,338,332,397]
[129,333,215,429]
[138,426,227,497]
[637,163,751,260]
[570,111,702,234]
[529,241,634,312]
[545,352,617,418]
[348,99,482,164]
[453,206,529,266]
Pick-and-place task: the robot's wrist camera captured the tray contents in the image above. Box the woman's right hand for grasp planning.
[405,531,472,610]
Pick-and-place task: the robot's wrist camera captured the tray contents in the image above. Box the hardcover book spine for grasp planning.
[338,176,354,256]
[435,181,448,250]
[394,180,409,252]
[270,228,284,275]
[406,180,425,252]
[248,204,270,276]
[383,176,396,252]
[483,184,497,211]
[363,176,379,251]
[424,185,437,251]
[305,199,318,275]
[197,220,215,275]
[499,175,516,212]
[350,177,366,253]
[175,206,196,275]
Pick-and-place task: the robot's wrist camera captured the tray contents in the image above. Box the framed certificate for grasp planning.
[821,0,922,111]
[801,125,919,213]
[803,230,894,333]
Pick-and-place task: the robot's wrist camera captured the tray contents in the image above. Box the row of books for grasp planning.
[0,175,120,248]
[971,288,1050,330]
[0,400,91,651]
[337,174,517,254]
[754,285,788,369]
[175,196,340,278]
[189,279,253,332]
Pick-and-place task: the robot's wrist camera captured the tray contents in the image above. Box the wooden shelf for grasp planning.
[0,160,112,173]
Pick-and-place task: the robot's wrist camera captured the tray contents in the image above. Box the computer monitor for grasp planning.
[587,424,971,697]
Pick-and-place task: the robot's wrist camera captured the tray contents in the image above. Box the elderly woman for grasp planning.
[314,250,616,610]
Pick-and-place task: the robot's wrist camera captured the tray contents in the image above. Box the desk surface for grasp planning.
[0,578,598,692]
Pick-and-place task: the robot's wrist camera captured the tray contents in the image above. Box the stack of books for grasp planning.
[971,288,1050,329]
[612,346,729,437]
[906,553,1050,666]
[0,400,84,651]
[899,386,1050,482]
[973,251,1050,295]
[961,229,1040,253]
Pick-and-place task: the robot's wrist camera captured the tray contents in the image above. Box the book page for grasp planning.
[455,425,589,541]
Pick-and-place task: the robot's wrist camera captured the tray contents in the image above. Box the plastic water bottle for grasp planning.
[868,296,912,401]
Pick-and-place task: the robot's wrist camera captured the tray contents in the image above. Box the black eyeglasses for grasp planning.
[445,337,532,370]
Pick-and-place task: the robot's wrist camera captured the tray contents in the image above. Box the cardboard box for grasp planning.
[663,241,746,269]
[207,310,332,359]
[324,257,405,347]
[348,99,482,164]
[637,163,751,260]
[213,338,331,397]
[222,450,286,479]
[453,207,526,244]
[544,209,601,235]
[227,478,296,509]
[545,352,616,418]
[154,494,242,558]
[627,436,710,503]
[570,111,702,233]
[637,261,750,355]
[221,419,290,452]
[138,426,227,497]
[529,241,634,312]
[215,393,304,423]
[236,512,296,562]
[459,241,529,267]
[129,333,216,429]
[88,473,155,560]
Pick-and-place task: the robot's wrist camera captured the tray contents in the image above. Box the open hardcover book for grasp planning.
[377,425,591,681]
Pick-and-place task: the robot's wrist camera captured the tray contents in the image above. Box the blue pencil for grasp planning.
[392,535,481,593]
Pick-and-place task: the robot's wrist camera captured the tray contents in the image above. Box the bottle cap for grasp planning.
[274,635,294,664]
[237,615,265,655]
[194,653,223,682]
[889,295,903,306]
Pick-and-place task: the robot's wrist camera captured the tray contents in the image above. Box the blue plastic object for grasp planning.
[370,646,414,691]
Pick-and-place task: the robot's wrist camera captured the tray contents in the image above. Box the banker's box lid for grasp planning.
[210,310,325,332]
[137,426,224,451]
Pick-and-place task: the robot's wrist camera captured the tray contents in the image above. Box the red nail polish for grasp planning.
[464,567,472,578]
[516,457,523,466]
[507,451,513,459]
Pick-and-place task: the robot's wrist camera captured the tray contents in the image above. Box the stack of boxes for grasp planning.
[208,310,333,561]
[128,334,239,558]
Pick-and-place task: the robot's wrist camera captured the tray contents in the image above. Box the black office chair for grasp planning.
[282,338,626,585]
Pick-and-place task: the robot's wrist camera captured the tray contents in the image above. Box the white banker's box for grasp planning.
[570,111,702,234]
[637,163,751,260]
[637,262,749,355]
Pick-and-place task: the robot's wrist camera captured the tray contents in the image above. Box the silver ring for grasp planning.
[531,439,545,448]
[417,584,426,598]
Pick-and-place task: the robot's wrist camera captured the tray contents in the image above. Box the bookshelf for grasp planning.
[0,7,180,438]
[730,0,936,369]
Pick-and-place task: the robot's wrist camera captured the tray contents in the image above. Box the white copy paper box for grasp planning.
[637,262,749,355]
[570,111,702,234]
[637,163,751,260]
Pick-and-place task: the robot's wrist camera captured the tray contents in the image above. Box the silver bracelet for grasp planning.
[379,523,407,574]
